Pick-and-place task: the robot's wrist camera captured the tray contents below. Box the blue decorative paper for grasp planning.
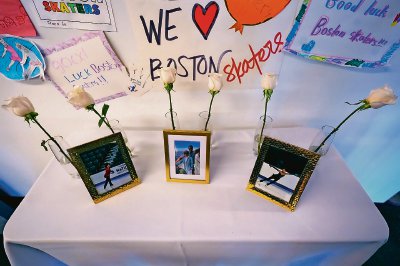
[0,34,46,80]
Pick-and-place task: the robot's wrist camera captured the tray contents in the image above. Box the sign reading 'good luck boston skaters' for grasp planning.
[284,0,400,68]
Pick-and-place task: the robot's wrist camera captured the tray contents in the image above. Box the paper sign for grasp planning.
[0,0,37,37]
[125,0,297,90]
[21,0,116,31]
[43,32,130,105]
[0,34,45,80]
[284,0,400,68]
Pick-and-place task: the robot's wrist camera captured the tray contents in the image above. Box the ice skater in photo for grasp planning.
[255,162,299,202]
[259,166,288,186]
[103,163,114,189]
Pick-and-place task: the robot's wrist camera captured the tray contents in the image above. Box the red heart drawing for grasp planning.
[192,2,220,40]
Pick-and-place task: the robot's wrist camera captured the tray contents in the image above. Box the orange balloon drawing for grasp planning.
[225,0,291,34]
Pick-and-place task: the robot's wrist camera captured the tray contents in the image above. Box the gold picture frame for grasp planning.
[68,132,140,203]
[163,130,211,184]
[247,136,320,211]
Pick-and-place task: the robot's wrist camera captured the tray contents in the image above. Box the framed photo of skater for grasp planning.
[247,136,320,211]
[67,132,140,203]
[163,130,211,184]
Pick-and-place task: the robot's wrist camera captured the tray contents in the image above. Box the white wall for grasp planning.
[0,0,399,202]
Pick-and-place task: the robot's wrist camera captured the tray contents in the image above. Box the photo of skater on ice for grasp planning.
[248,136,321,211]
[67,133,140,203]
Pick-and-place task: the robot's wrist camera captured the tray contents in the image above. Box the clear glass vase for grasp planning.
[253,115,273,155]
[48,136,80,178]
[198,111,217,149]
[309,125,336,156]
[164,111,180,130]
[109,119,135,156]
[199,111,212,131]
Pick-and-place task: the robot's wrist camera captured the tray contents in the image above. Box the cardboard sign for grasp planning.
[43,32,130,105]
[125,0,297,90]
[21,0,116,31]
[284,0,400,68]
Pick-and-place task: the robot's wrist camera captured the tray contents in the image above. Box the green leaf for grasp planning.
[98,117,105,127]
[41,140,48,151]
[102,104,110,116]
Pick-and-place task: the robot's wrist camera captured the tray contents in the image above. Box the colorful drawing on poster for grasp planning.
[43,32,132,107]
[0,34,45,80]
[345,59,365,67]
[224,0,291,34]
[391,13,400,26]
[0,0,37,37]
[127,64,152,94]
[21,0,116,31]
[192,2,219,40]
[284,0,400,68]
[301,40,315,53]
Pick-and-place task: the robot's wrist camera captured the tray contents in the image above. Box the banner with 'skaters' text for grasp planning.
[21,0,116,31]
[125,0,298,91]
[284,0,400,68]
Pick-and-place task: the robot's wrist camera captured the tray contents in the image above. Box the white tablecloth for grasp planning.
[4,128,388,266]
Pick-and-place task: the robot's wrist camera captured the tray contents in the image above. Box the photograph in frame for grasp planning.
[68,132,140,203]
[247,136,320,211]
[163,130,211,184]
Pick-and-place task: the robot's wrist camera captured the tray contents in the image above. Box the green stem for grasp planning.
[31,117,72,162]
[315,105,365,153]
[90,106,115,134]
[204,92,216,131]
[167,90,176,130]
[258,97,269,154]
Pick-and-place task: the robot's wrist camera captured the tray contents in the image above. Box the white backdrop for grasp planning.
[0,0,399,202]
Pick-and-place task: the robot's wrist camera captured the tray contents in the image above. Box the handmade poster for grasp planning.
[0,34,45,80]
[43,32,131,105]
[20,0,116,31]
[125,0,298,90]
[284,0,400,68]
[0,0,37,37]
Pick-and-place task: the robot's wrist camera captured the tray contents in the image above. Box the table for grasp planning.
[4,128,388,266]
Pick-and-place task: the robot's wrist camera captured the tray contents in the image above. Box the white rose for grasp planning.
[208,73,223,92]
[67,85,95,108]
[2,96,35,117]
[365,85,397,109]
[160,67,177,84]
[261,73,278,90]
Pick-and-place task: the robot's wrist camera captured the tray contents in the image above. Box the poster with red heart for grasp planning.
[125,0,297,90]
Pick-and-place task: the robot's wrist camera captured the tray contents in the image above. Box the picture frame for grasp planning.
[67,132,140,203]
[163,130,211,184]
[247,136,320,211]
